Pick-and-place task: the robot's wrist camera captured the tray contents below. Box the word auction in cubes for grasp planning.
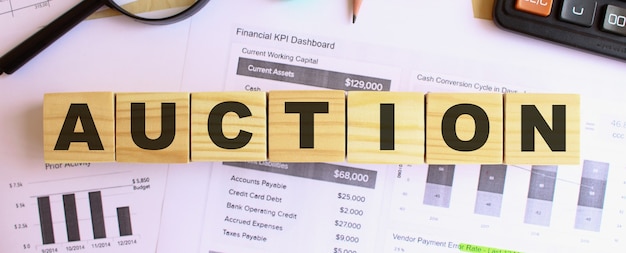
[42,91,580,165]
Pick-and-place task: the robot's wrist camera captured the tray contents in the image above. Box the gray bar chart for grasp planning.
[37,196,55,245]
[524,165,558,226]
[35,189,136,244]
[89,191,107,239]
[474,165,507,217]
[423,165,455,208]
[117,207,133,236]
[575,160,609,232]
[62,194,80,242]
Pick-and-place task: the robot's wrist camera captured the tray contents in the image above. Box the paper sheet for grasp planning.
[177,1,626,252]
[1,1,626,253]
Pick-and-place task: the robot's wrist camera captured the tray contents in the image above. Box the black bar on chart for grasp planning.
[89,191,106,239]
[62,194,80,241]
[423,165,455,208]
[575,160,609,232]
[524,165,558,226]
[474,165,507,217]
[37,196,55,244]
[117,207,133,236]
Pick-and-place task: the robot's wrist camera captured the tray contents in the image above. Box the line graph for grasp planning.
[0,0,52,18]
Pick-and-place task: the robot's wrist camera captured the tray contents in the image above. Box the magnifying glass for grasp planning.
[0,0,210,75]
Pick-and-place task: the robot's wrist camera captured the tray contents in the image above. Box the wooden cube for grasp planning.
[426,93,503,164]
[268,90,345,162]
[116,93,189,163]
[472,0,496,20]
[347,91,424,164]
[504,93,579,164]
[43,92,115,163]
[191,92,266,161]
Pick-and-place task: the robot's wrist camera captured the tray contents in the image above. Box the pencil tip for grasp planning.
[352,15,357,23]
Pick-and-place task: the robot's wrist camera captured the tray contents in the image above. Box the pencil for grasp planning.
[352,0,362,23]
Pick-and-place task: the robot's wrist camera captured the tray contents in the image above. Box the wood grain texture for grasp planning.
[347,91,424,164]
[472,0,495,20]
[191,92,266,161]
[504,93,580,165]
[268,90,345,162]
[425,93,503,164]
[89,0,196,20]
[43,92,115,163]
[116,93,189,163]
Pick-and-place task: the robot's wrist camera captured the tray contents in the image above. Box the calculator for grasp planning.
[493,0,626,61]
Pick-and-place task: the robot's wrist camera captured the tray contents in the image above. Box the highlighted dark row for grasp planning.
[43,91,579,164]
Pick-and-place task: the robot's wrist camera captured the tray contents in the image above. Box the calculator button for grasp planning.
[515,0,553,17]
[560,0,597,27]
[602,5,626,36]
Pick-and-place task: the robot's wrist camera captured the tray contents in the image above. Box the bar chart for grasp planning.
[3,164,167,253]
[422,165,455,208]
[574,160,609,232]
[36,190,134,245]
[474,165,507,217]
[523,165,558,227]
[387,160,624,252]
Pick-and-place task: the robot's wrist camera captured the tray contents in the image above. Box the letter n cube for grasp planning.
[504,93,579,164]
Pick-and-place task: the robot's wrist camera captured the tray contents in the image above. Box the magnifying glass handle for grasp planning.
[0,0,105,75]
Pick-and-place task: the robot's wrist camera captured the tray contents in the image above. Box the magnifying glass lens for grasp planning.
[0,0,209,74]
[109,0,206,24]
